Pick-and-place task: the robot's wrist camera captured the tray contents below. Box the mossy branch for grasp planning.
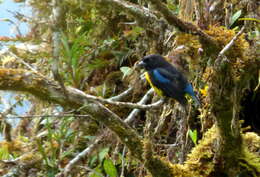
[146,0,218,47]
[0,68,173,177]
[91,0,160,28]
[208,26,260,175]
[0,68,142,157]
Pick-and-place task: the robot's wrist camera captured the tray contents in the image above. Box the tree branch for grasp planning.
[51,0,67,96]
[0,68,143,159]
[0,68,174,177]
[124,88,154,123]
[215,26,246,65]
[108,87,133,101]
[91,0,162,29]
[77,90,164,110]
[146,0,218,46]
[57,88,156,177]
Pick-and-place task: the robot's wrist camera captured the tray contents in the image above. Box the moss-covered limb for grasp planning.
[143,140,174,177]
[0,69,141,156]
[0,68,175,176]
[91,0,169,54]
[207,57,244,176]
[146,0,217,47]
[92,0,160,28]
[206,25,259,175]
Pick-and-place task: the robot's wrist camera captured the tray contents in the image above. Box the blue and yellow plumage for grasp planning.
[145,72,163,96]
[138,54,200,106]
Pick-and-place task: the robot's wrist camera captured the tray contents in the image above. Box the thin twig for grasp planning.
[216,26,246,64]
[4,114,91,119]
[108,87,133,101]
[69,87,164,110]
[58,135,104,177]
[120,146,127,177]
[125,88,155,123]
[8,52,47,78]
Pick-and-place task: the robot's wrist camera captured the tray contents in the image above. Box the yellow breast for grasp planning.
[145,72,163,96]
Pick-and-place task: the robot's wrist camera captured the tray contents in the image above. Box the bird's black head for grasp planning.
[137,54,170,71]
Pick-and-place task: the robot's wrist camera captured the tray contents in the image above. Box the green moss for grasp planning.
[183,125,217,176]
[239,147,260,176]
[243,132,260,156]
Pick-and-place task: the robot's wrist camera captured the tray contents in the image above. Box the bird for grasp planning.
[137,54,200,107]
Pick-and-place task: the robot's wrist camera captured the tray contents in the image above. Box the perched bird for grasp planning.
[137,54,200,106]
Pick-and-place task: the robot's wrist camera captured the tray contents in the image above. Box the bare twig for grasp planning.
[59,135,104,177]
[8,52,47,78]
[4,114,92,119]
[216,26,246,62]
[124,88,155,123]
[108,87,133,101]
[69,87,164,110]
[0,69,143,159]
[120,146,127,177]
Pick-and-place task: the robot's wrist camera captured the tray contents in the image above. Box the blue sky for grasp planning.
[0,0,32,140]
[0,0,31,37]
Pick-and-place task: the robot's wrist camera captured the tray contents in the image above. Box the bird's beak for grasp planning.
[136,60,146,68]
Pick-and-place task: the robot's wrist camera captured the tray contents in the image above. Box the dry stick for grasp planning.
[5,114,92,119]
[8,52,47,78]
[108,87,133,101]
[62,135,105,176]
[120,146,127,177]
[125,88,155,123]
[216,26,246,62]
[69,87,163,110]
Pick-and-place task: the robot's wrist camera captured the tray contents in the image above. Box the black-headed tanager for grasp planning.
[137,54,200,106]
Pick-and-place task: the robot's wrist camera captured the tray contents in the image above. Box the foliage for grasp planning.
[0,0,259,176]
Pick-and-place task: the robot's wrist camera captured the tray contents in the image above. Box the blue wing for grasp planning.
[152,69,200,106]
[184,83,200,106]
[149,68,187,105]
[153,69,171,83]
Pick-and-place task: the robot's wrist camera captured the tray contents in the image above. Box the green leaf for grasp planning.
[120,66,133,79]
[103,158,118,177]
[61,34,72,60]
[98,147,109,162]
[188,129,198,145]
[238,18,260,23]
[230,10,242,27]
[89,155,98,167]
[89,167,104,177]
